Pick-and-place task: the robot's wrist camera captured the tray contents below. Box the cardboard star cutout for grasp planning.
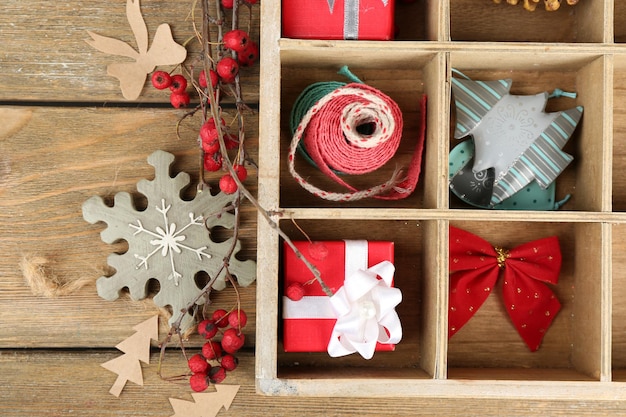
[451,75,583,206]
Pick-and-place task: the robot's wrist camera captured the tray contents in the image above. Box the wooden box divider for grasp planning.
[255,0,626,398]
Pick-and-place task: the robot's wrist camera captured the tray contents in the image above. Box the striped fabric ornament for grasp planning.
[451,72,583,207]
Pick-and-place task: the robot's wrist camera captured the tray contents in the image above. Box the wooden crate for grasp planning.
[255,0,626,398]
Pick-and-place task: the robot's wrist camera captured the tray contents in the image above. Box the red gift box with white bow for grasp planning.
[282,240,402,359]
[282,0,395,40]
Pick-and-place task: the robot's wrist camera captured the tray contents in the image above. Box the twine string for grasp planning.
[289,78,426,201]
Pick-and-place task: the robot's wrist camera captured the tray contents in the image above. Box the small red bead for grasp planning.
[228,309,248,329]
[151,70,172,89]
[198,319,218,339]
[219,174,238,194]
[221,0,234,8]
[286,282,305,301]
[189,373,209,392]
[209,366,227,384]
[220,354,239,371]
[170,92,190,108]
[188,353,209,374]
[169,74,188,93]
[202,340,223,360]
[212,309,230,328]
[221,328,245,354]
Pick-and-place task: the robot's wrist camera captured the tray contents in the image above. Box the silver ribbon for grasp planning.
[327,0,389,40]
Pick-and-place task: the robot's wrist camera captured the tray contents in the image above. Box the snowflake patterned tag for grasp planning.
[83,150,256,330]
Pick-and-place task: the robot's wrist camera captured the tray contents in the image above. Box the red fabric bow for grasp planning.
[448,226,562,352]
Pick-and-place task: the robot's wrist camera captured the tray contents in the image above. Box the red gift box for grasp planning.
[282,240,396,353]
[282,0,395,40]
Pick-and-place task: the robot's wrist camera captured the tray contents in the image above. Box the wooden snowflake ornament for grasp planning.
[83,151,256,330]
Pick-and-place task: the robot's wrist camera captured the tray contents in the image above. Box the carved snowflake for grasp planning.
[83,150,256,329]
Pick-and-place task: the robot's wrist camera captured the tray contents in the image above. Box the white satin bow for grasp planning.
[327,260,402,359]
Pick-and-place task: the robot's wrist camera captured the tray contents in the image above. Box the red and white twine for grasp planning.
[288,82,426,201]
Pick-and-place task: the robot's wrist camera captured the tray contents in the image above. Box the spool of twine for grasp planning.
[289,67,426,201]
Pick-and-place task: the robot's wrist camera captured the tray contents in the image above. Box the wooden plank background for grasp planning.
[1,0,625,415]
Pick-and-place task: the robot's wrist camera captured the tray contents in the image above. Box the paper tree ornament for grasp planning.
[83,151,256,331]
[449,139,571,210]
[169,385,240,417]
[101,315,159,396]
[451,73,583,206]
[86,0,187,100]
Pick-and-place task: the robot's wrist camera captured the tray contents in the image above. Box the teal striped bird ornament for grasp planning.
[450,71,583,208]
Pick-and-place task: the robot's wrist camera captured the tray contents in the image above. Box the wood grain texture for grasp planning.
[5,0,626,415]
[3,350,626,417]
[0,0,259,103]
[0,105,258,348]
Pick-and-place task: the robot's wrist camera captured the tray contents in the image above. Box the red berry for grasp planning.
[228,309,248,329]
[243,0,258,4]
[204,117,226,131]
[200,121,217,141]
[189,373,209,392]
[198,319,218,339]
[198,70,207,88]
[212,309,230,328]
[221,0,234,8]
[237,41,259,67]
[202,340,223,360]
[225,133,239,149]
[220,354,238,371]
[170,92,190,108]
[188,353,209,374]
[219,174,238,194]
[203,152,223,172]
[221,328,245,354]
[223,30,251,53]
[151,70,172,89]
[202,139,220,154]
[286,282,305,301]
[208,366,226,384]
[169,74,188,93]
[199,69,219,89]
[232,164,248,182]
[216,57,239,83]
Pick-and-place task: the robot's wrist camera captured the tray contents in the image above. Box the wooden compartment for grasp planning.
[275,218,438,381]
[449,51,609,212]
[256,0,625,399]
[450,0,607,43]
[279,48,443,209]
[447,221,604,382]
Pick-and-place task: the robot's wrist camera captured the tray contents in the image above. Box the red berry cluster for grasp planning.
[199,28,258,194]
[150,71,190,108]
[188,308,248,392]
[199,116,248,194]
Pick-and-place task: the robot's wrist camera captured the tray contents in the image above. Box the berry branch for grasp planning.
[152,0,331,393]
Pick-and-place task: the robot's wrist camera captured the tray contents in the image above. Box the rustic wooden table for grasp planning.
[1,0,625,415]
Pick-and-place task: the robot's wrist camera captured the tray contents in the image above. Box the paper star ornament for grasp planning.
[451,75,583,206]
